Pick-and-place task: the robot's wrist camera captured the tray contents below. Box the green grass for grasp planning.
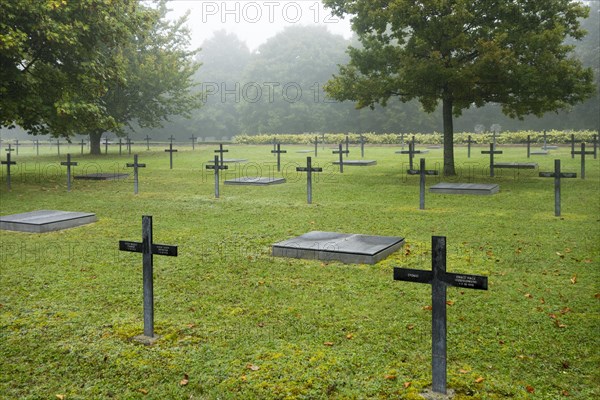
[1,144,599,399]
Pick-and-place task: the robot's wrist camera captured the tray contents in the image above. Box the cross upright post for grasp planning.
[394,236,488,395]
[57,139,61,156]
[321,132,326,150]
[542,130,548,151]
[189,134,197,150]
[145,135,151,151]
[1,152,17,191]
[466,135,474,158]
[415,158,439,210]
[271,143,287,172]
[119,215,178,342]
[164,143,178,169]
[539,159,577,216]
[296,156,322,204]
[103,137,109,154]
[527,135,531,158]
[571,142,593,179]
[360,134,365,158]
[214,143,229,169]
[481,143,503,177]
[126,137,133,155]
[126,154,147,194]
[35,140,40,156]
[345,134,350,157]
[80,139,86,155]
[206,155,228,198]
[118,138,123,155]
[15,140,19,155]
[593,134,597,159]
[571,134,575,159]
[333,143,349,173]
[314,136,318,157]
[60,153,78,192]
[273,139,277,157]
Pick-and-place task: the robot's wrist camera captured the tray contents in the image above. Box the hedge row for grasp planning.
[233,130,598,145]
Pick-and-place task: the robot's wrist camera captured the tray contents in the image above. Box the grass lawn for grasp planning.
[1,143,599,399]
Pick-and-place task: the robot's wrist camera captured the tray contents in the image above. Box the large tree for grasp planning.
[323,0,595,175]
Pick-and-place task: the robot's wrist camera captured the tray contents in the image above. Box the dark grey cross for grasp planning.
[168,135,175,144]
[410,158,439,210]
[571,142,593,179]
[542,130,548,151]
[15,140,19,155]
[164,143,178,169]
[570,134,576,159]
[592,134,597,159]
[394,236,488,395]
[5,143,14,154]
[214,144,228,168]
[35,139,40,156]
[314,135,318,157]
[345,134,350,157]
[126,154,146,194]
[466,135,475,158]
[119,215,178,341]
[103,137,110,154]
[490,124,501,151]
[1,152,16,190]
[60,154,78,192]
[206,155,228,198]
[296,156,322,204]
[321,132,326,150]
[272,139,277,157]
[398,133,405,149]
[145,135,151,151]
[126,137,133,155]
[399,141,424,170]
[481,143,503,177]
[118,138,124,155]
[360,134,365,158]
[80,139,86,155]
[56,139,61,156]
[189,134,197,150]
[332,143,349,173]
[271,143,287,172]
[539,159,576,217]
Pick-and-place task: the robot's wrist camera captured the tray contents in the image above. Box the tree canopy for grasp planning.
[323,0,595,175]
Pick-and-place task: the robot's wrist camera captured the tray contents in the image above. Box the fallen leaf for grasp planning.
[179,374,189,386]
[524,293,533,299]
[596,293,600,299]
[56,395,65,400]
[526,385,535,393]
[570,275,577,284]
[562,390,570,396]
[446,300,455,306]
[556,252,564,258]
[422,305,432,311]
[406,324,414,330]
[138,388,148,395]
[246,364,260,371]
[540,297,545,304]
[499,340,505,345]
[323,342,334,346]
[561,360,570,369]
[459,369,470,374]
[384,374,396,380]
[554,320,567,328]
[346,333,354,340]
[560,307,572,314]
[404,381,412,388]
[186,323,196,329]
[583,259,593,264]
[475,376,485,383]
[549,313,557,319]
[565,248,572,253]
[240,375,247,382]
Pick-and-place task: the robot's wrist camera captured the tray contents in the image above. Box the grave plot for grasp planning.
[429,182,499,195]
[74,173,128,180]
[272,231,405,264]
[224,177,285,185]
[0,210,96,233]
[332,160,377,166]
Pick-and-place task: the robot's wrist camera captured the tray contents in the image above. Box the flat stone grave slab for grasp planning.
[296,150,313,153]
[493,162,537,169]
[206,158,248,163]
[332,160,377,166]
[74,173,129,180]
[426,145,442,149]
[0,210,97,233]
[530,150,548,155]
[430,182,499,195]
[224,177,286,186]
[542,145,559,150]
[272,231,405,264]
[395,149,429,154]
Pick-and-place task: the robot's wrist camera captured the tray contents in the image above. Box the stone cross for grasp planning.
[214,144,229,168]
[571,142,593,179]
[56,139,61,156]
[60,154,78,192]
[145,135,152,151]
[332,143,349,173]
[413,158,439,210]
[314,135,318,157]
[481,143,503,177]
[539,159,576,217]
[118,138,124,155]
[393,236,488,395]
[345,134,350,157]
[119,215,178,342]
[164,143,178,169]
[80,139,86,155]
[271,143,287,172]
[466,135,475,159]
[360,134,365,158]
[15,139,19,155]
[206,155,228,198]
[189,134,197,150]
[570,134,575,159]
[296,156,322,204]
[526,135,531,158]
[35,139,40,156]
[126,137,133,155]
[399,141,423,170]
[1,152,16,190]
[103,137,110,154]
[126,154,146,194]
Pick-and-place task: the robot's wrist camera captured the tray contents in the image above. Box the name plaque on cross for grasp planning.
[118,215,178,343]
[393,236,488,395]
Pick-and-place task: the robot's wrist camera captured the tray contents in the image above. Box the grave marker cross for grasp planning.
[332,143,349,173]
[345,134,350,157]
[214,144,229,168]
[206,155,228,198]
[296,156,322,204]
[15,140,19,155]
[60,153,78,192]
[481,143,503,177]
[57,139,61,156]
[80,139,86,155]
[118,138,123,155]
[126,137,134,155]
[119,215,178,341]
[5,143,14,154]
[189,134,197,150]
[412,158,439,210]
[126,154,147,194]
[35,139,40,156]
[1,152,16,190]
[360,134,365,158]
[164,143,178,169]
[314,136,319,157]
[394,236,488,395]
[145,135,152,151]
[571,142,593,179]
[539,159,576,216]
[399,142,423,170]
[271,143,287,172]
[103,137,110,154]
[466,135,475,158]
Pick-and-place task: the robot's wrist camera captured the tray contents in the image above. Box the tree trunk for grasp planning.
[89,130,103,155]
[442,95,456,176]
